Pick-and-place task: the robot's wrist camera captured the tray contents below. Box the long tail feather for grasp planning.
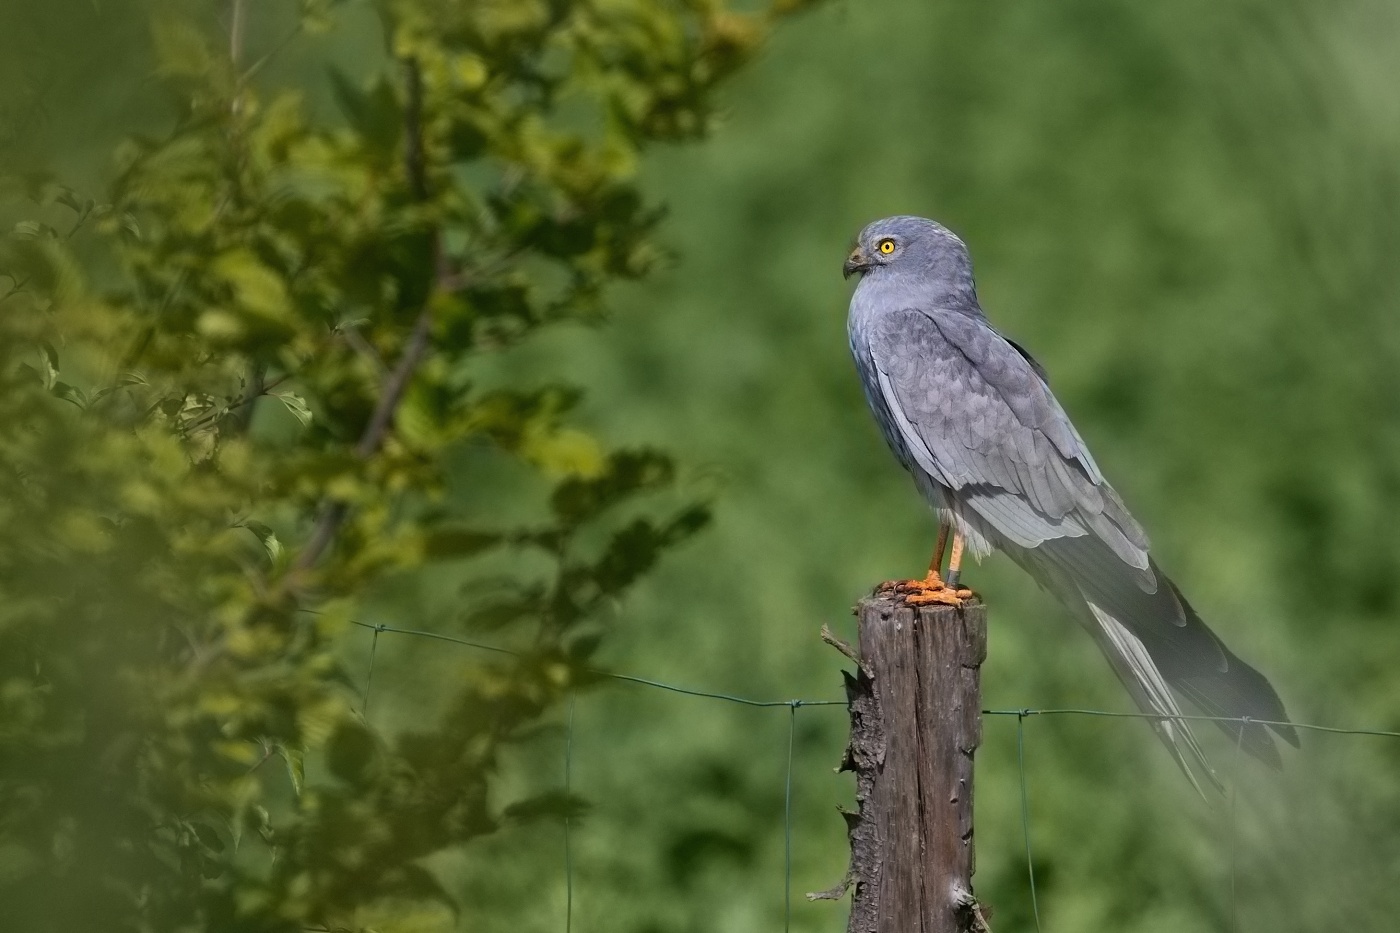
[1007,539,1292,792]
[1084,602,1222,795]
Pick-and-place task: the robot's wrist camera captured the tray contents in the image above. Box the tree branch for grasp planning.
[403,58,429,202]
[229,0,247,67]
[291,56,440,575]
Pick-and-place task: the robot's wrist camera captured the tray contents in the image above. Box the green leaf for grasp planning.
[39,342,59,390]
[91,370,148,405]
[213,250,291,321]
[276,743,304,797]
[232,801,271,854]
[1,231,80,296]
[523,428,605,479]
[422,526,502,559]
[151,17,215,79]
[376,864,460,919]
[50,382,87,409]
[241,520,284,564]
[191,821,226,855]
[14,363,42,386]
[550,450,677,524]
[327,721,380,787]
[584,506,709,599]
[327,69,402,158]
[504,790,591,825]
[12,220,51,240]
[462,597,539,633]
[53,190,86,214]
[273,392,312,426]
[566,631,604,662]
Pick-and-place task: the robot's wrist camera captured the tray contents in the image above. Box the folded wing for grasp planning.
[862,306,1296,786]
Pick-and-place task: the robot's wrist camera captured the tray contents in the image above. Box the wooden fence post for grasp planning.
[815,592,990,933]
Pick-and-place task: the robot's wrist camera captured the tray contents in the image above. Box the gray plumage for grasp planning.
[845,215,1295,792]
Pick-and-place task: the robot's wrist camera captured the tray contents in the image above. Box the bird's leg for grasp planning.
[879,525,973,606]
[923,524,950,587]
[903,529,974,606]
[944,531,965,589]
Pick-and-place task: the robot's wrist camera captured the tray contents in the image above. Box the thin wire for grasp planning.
[1227,718,1247,933]
[342,618,1400,738]
[348,619,519,657]
[784,701,800,933]
[1017,712,1043,933]
[361,624,383,718]
[337,617,1400,737]
[565,694,576,933]
[605,670,842,708]
[344,619,843,709]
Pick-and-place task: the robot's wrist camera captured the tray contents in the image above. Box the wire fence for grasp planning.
[346,618,1400,933]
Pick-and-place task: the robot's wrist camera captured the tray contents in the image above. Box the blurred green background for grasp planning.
[9,0,1400,930]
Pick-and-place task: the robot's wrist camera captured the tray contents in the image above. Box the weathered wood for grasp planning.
[822,592,989,933]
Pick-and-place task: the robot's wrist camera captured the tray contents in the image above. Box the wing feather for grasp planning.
[866,306,1149,573]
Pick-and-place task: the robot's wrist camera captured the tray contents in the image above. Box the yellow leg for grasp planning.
[879,524,973,607]
[945,531,965,589]
[922,524,950,586]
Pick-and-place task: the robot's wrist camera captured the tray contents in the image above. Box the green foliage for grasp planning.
[0,1,818,930]
[13,2,1400,933]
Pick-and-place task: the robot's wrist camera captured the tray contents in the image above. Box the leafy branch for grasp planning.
[291,54,443,576]
[0,2,817,928]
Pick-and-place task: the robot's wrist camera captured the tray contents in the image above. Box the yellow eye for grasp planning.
[877,238,896,255]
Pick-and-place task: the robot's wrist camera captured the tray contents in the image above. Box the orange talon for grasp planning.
[905,585,973,607]
[879,571,974,608]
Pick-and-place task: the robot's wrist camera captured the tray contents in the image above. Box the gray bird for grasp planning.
[844,215,1295,792]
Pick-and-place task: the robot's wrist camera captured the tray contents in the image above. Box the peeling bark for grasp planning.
[816,593,990,933]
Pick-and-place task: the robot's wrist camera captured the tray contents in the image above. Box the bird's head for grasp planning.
[842,215,974,283]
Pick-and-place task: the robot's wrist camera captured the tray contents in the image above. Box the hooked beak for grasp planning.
[843,246,871,280]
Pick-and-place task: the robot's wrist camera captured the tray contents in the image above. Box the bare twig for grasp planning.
[229,0,248,67]
[294,305,434,573]
[0,276,30,306]
[820,623,870,678]
[402,59,429,202]
[954,885,995,932]
[352,308,432,461]
[229,0,249,119]
[238,21,305,88]
[805,875,851,902]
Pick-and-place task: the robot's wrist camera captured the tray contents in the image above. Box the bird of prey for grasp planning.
[843,215,1295,792]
